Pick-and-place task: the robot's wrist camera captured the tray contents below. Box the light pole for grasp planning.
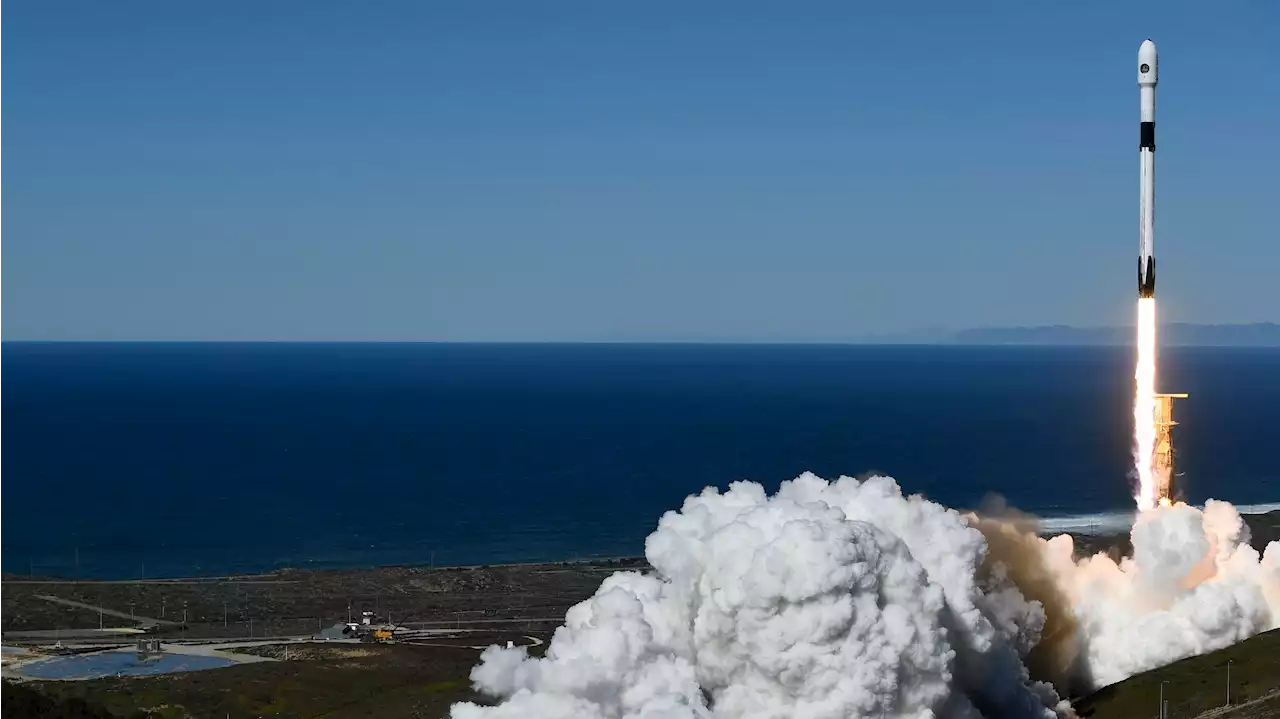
[1227,660,1233,706]
[1159,680,1169,719]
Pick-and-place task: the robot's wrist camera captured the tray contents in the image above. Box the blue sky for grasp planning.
[4,1,1277,341]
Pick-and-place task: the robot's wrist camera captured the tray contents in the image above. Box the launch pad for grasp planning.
[1153,392,1187,504]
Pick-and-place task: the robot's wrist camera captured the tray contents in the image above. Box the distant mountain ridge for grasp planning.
[945,322,1280,346]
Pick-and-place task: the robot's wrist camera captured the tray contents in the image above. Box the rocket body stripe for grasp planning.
[1138,40,1158,299]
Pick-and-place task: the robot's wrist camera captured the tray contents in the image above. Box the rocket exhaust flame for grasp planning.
[1134,298,1158,511]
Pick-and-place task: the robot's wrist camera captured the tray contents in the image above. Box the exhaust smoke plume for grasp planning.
[452,474,1280,719]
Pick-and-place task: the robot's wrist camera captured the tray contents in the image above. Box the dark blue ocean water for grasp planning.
[3,342,1278,579]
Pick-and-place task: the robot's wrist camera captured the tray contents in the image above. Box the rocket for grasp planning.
[1138,39,1158,298]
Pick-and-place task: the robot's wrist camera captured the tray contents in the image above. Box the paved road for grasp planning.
[1,628,147,641]
[401,634,546,650]
[0,633,320,647]
[404,617,564,627]
[165,640,281,664]
[35,594,178,627]
[1192,690,1280,719]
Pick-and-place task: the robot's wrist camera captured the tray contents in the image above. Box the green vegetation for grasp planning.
[2,560,618,639]
[1075,628,1280,718]
[1,681,156,719]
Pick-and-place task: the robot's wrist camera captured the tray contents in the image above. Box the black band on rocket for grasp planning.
[1140,122,1155,150]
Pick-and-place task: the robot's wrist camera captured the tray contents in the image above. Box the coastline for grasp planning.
[5,509,1277,586]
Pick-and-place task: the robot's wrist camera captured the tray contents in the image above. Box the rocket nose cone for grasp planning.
[1139,39,1157,63]
[1138,39,1158,84]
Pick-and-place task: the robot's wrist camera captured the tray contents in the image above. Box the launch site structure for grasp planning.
[1153,392,1187,503]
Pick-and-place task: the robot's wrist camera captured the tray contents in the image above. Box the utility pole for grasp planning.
[1227,660,1233,706]
[1159,680,1169,719]
[99,608,103,630]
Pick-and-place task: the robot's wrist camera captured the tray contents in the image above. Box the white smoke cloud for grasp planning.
[451,474,1280,719]
[1044,498,1280,687]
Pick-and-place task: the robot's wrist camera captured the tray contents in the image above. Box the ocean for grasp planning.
[3,342,1278,579]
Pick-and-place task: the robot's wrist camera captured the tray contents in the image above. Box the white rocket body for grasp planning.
[1138,39,1157,298]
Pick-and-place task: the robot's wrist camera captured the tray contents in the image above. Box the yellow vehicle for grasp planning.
[372,628,394,643]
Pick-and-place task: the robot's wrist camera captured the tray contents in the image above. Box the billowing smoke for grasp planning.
[451,474,1280,719]
[1040,499,1280,687]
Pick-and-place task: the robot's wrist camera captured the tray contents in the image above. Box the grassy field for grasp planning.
[2,681,153,719]
[1074,628,1280,719]
[1,559,642,640]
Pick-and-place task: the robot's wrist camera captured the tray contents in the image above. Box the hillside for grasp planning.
[1074,628,1280,718]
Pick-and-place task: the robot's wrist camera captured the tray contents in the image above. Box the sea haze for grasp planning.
[3,342,1278,579]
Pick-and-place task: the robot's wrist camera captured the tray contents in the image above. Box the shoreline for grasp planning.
[0,555,648,585]
[5,508,1277,585]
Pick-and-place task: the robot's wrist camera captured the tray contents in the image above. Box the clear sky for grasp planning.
[4,1,1277,341]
